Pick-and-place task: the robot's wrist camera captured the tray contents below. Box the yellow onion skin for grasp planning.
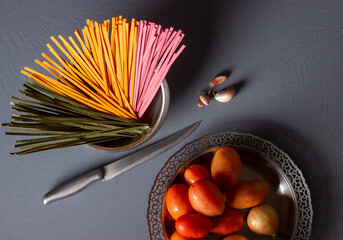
[247,205,279,237]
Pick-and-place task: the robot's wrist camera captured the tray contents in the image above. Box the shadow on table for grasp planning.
[139,0,229,107]
[203,117,332,240]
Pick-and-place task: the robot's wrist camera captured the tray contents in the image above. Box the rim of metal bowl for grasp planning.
[87,79,170,152]
[147,132,313,240]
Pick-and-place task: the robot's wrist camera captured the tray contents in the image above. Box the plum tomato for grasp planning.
[175,213,212,238]
[188,179,225,217]
[222,234,248,240]
[166,184,194,220]
[210,208,244,235]
[170,231,206,240]
[184,164,211,185]
[211,146,242,190]
[223,180,269,209]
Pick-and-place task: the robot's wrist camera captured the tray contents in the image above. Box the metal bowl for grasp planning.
[89,79,170,151]
[147,132,313,240]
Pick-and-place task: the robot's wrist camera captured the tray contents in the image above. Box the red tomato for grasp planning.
[175,214,212,238]
[188,179,225,217]
[184,164,211,185]
[170,231,206,240]
[166,184,194,220]
[210,208,244,235]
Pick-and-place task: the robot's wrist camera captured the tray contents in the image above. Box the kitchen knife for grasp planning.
[43,120,201,205]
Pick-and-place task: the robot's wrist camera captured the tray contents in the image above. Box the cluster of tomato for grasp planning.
[164,146,270,240]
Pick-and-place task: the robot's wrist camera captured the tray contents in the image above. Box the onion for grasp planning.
[247,205,279,238]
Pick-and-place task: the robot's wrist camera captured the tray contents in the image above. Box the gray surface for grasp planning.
[0,0,342,239]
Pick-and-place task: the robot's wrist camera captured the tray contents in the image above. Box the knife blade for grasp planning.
[43,120,201,205]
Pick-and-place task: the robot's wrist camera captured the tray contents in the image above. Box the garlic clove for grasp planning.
[199,93,210,106]
[209,75,227,88]
[197,99,205,107]
[214,87,235,103]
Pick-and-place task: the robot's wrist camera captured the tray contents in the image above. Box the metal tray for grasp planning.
[147,132,313,240]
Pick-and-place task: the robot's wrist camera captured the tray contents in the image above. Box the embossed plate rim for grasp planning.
[147,132,313,240]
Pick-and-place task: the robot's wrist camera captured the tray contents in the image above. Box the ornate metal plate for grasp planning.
[147,132,313,240]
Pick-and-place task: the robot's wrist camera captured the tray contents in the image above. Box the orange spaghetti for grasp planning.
[21,15,185,120]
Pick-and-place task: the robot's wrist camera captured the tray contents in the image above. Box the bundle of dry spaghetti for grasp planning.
[3,16,185,155]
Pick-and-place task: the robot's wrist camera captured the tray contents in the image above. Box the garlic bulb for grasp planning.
[247,205,279,238]
[214,87,235,103]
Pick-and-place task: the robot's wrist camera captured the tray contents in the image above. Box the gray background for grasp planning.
[0,0,342,239]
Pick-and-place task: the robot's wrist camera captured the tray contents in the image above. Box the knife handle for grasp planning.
[43,169,103,205]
